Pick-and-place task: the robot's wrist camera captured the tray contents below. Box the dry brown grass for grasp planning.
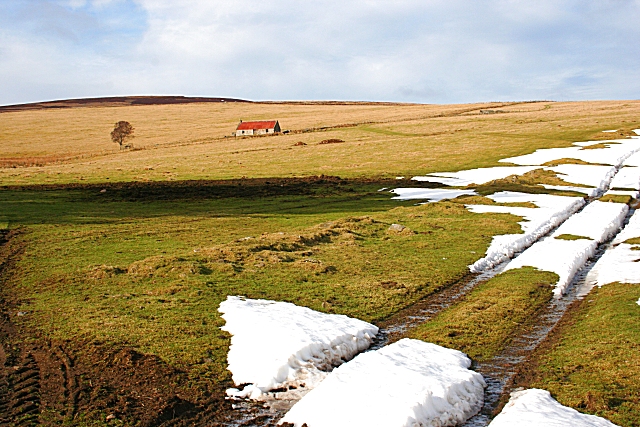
[1,100,639,186]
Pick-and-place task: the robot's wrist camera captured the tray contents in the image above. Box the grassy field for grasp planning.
[0,181,523,423]
[1,99,640,425]
[519,283,640,427]
[408,268,558,362]
[1,100,639,185]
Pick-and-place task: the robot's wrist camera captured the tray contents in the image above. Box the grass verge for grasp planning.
[407,267,557,362]
[598,194,634,204]
[515,283,640,426]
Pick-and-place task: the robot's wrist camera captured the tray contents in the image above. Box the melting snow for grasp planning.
[280,339,485,427]
[583,211,640,288]
[613,210,640,244]
[391,188,476,201]
[622,150,640,167]
[505,238,597,296]
[500,137,640,167]
[551,201,628,243]
[609,166,640,190]
[604,189,639,198]
[545,164,616,191]
[219,296,378,398]
[584,244,640,287]
[541,184,598,196]
[412,166,541,186]
[489,389,619,427]
[466,192,585,272]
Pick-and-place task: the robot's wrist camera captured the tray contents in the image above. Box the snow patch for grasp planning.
[219,297,378,398]
[280,339,485,427]
[578,211,640,293]
[541,184,598,196]
[609,166,640,190]
[602,130,618,133]
[604,189,639,198]
[466,192,585,272]
[391,188,476,201]
[489,389,619,427]
[621,150,640,167]
[412,166,541,186]
[552,201,628,243]
[545,164,617,191]
[584,243,640,287]
[613,210,640,244]
[500,137,640,167]
[505,238,598,296]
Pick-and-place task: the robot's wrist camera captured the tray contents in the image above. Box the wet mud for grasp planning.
[0,229,232,426]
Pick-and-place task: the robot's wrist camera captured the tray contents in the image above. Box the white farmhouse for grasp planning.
[235,120,281,136]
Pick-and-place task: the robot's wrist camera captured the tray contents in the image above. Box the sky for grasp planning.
[1,0,639,105]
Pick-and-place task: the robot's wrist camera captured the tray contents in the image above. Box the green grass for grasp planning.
[0,182,524,382]
[474,169,590,197]
[598,194,633,204]
[527,284,640,426]
[407,268,557,361]
[2,100,639,424]
[555,234,590,241]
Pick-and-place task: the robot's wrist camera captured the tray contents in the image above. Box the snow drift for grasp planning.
[489,389,619,427]
[541,184,598,196]
[412,166,541,186]
[280,338,485,427]
[609,166,640,190]
[585,244,640,287]
[551,201,628,243]
[391,188,476,202]
[505,238,598,296]
[500,136,640,167]
[466,192,585,272]
[613,210,640,244]
[545,164,617,192]
[219,296,378,398]
[584,211,640,287]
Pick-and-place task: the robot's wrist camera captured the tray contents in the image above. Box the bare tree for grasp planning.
[111,121,135,150]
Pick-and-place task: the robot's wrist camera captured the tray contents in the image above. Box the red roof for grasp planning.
[237,120,278,130]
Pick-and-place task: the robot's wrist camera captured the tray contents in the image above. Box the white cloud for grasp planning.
[1,0,639,104]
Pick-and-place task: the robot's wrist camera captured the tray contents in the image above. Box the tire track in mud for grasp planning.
[1,352,42,426]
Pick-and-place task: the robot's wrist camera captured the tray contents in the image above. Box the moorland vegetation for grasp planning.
[0,99,639,425]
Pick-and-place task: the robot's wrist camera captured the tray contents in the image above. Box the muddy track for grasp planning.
[0,229,234,426]
[374,270,498,349]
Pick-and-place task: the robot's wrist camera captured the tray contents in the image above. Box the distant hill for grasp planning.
[0,96,251,112]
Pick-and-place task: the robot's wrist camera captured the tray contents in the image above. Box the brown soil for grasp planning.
[501,296,585,410]
[0,229,237,426]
